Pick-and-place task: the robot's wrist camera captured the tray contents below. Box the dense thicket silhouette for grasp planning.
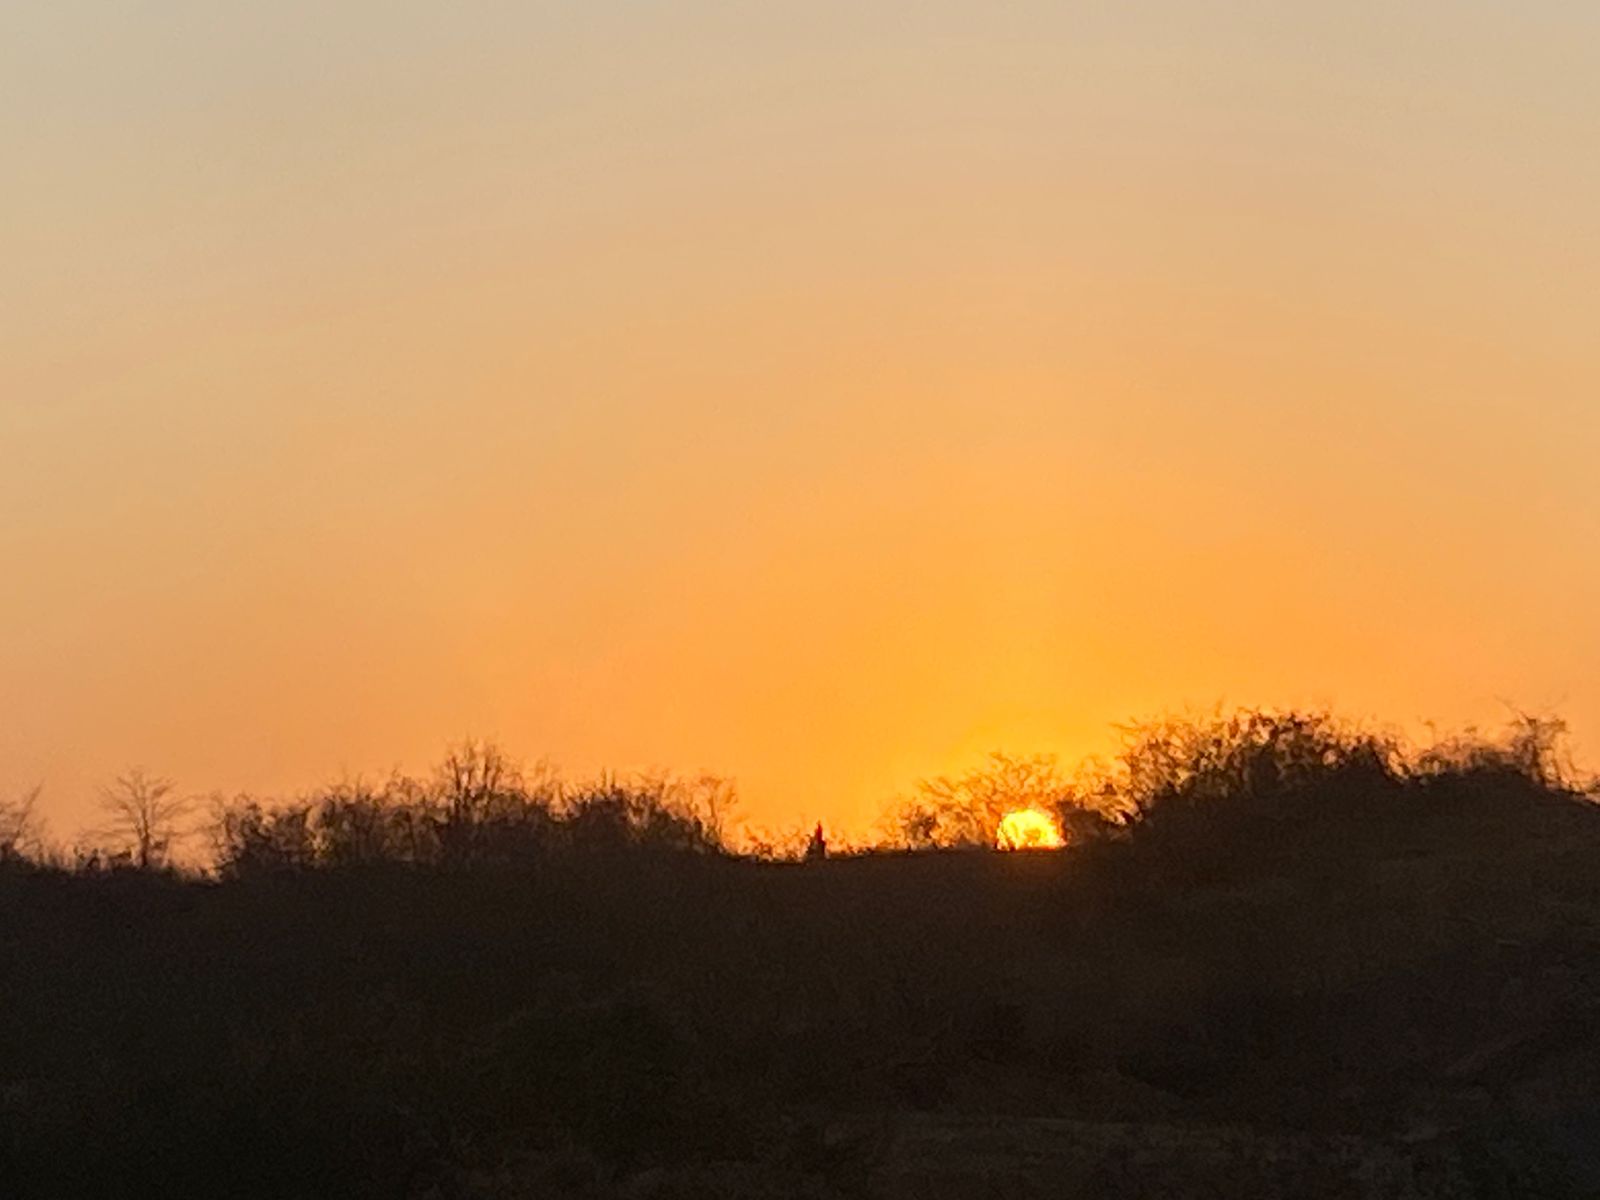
[4,711,1599,1198]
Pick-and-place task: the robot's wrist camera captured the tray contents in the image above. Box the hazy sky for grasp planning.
[5,3,1600,841]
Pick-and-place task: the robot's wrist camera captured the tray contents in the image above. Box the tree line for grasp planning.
[6,708,1590,878]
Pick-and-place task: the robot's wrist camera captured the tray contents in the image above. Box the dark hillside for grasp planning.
[4,718,1599,1197]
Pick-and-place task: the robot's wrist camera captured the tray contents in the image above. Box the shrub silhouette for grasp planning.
[210,796,317,877]
[882,752,1124,849]
[0,784,40,863]
[210,745,732,878]
[1117,709,1401,812]
[559,774,728,857]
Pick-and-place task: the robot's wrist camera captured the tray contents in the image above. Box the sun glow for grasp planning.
[995,809,1066,851]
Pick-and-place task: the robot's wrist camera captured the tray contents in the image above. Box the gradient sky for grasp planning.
[5,3,1600,842]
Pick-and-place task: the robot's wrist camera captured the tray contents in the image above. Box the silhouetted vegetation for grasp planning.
[206,742,731,879]
[5,712,1600,1197]
[97,768,192,870]
[0,784,40,863]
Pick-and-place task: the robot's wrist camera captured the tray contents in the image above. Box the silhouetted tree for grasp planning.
[210,794,317,877]
[685,772,739,847]
[0,784,41,861]
[560,773,728,855]
[98,768,191,869]
[436,739,519,825]
[430,740,561,865]
[315,775,433,867]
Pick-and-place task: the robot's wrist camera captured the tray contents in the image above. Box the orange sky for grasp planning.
[4,3,1600,843]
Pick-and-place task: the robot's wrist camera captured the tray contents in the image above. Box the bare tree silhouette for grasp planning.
[882,752,1087,848]
[436,739,523,829]
[0,784,41,860]
[99,769,191,869]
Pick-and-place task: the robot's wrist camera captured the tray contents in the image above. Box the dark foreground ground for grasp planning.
[5,767,1600,1197]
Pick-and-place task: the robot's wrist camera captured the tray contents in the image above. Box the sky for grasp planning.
[4,2,1600,843]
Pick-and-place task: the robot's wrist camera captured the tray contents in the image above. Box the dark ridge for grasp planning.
[4,712,1599,1197]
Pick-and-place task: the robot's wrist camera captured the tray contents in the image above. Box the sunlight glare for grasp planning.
[995,809,1066,851]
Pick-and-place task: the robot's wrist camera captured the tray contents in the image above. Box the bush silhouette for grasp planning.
[209,745,733,878]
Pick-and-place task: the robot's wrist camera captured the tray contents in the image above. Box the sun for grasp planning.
[995,809,1066,851]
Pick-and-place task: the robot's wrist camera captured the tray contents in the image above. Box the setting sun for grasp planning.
[995,809,1065,851]
[9,2,1600,1190]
